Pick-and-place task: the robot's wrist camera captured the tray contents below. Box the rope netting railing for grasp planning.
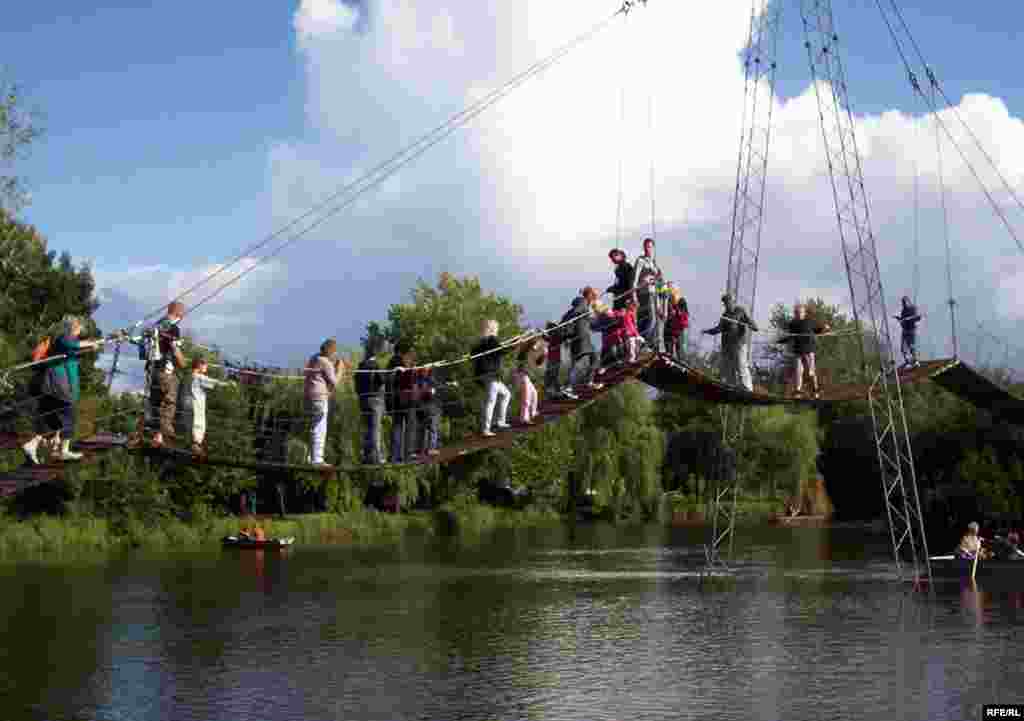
[1,275,672,468]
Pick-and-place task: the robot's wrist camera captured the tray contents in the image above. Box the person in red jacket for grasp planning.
[664,285,689,362]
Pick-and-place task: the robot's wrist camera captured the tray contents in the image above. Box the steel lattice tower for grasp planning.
[705,0,782,573]
[800,0,931,585]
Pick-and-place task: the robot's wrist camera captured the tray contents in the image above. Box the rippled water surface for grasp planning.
[1,523,1021,721]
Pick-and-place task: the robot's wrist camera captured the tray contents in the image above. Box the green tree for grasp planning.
[0,75,43,214]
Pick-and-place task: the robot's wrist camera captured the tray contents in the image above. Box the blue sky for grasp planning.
[4,0,1024,376]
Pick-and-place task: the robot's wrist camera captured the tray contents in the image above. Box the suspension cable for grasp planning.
[138,3,642,325]
[873,0,1024,255]
[886,0,1024,220]
[931,85,960,359]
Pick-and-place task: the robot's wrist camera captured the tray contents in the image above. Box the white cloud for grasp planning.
[94,0,1020,371]
[294,0,359,40]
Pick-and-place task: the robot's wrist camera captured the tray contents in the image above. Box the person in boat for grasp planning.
[542,321,567,401]
[632,237,664,351]
[956,522,992,561]
[782,303,830,399]
[356,334,387,464]
[664,284,689,362]
[564,287,603,394]
[22,315,105,463]
[303,338,344,466]
[894,296,922,368]
[606,248,635,311]
[387,340,419,460]
[147,301,187,448]
[702,294,758,392]
[177,357,233,455]
[473,320,512,437]
[415,366,442,456]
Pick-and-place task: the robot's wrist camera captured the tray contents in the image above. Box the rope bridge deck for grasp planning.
[0,355,658,495]
[3,355,1019,496]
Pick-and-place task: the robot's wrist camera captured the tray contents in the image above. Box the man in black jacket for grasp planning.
[564,287,602,394]
[782,303,830,398]
[607,248,634,310]
[356,335,387,464]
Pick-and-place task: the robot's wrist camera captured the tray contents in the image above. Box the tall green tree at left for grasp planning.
[1,74,43,214]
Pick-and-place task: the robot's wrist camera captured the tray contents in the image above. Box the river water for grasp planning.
[0,523,1020,721]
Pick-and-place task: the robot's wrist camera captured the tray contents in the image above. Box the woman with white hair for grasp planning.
[472,319,511,437]
[21,315,103,463]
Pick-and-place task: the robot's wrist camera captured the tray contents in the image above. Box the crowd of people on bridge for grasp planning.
[15,235,928,469]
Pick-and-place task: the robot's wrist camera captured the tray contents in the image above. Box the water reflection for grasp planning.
[0,524,1022,721]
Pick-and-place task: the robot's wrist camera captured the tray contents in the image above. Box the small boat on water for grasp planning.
[768,514,829,526]
[927,554,1024,585]
[222,535,295,549]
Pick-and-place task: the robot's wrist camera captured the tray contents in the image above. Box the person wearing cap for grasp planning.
[957,521,990,560]
[632,237,664,351]
[894,296,922,368]
[607,248,635,311]
[702,293,758,391]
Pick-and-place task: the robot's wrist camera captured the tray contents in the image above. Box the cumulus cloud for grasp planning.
[294,0,360,40]
[92,259,283,350]
[90,0,1024,370]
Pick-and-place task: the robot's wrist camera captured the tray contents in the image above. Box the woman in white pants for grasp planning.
[303,338,343,464]
[472,320,511,437]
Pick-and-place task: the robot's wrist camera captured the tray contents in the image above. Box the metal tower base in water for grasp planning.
[704,0,781,575]
[801,0,931,585]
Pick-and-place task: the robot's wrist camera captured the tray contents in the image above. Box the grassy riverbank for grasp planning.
[0,504,565,560]
[0,492,803,560]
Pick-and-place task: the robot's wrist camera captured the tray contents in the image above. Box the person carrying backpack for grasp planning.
[21,316,104,464]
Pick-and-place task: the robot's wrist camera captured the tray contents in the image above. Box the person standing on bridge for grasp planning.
[304,338,343,465]
[632,238,664,352]
[664,285,689,362]
[702,294,758,392]
[147,301,187,449]
[22,315,104,463]
[387,340,418,461]
[473,320,511,437]
[564,287,602,393]
[895,296,922,368]
[783,303,830,399]
[606,248,634,311]
[177,357,232,455]
[355,334,387,464]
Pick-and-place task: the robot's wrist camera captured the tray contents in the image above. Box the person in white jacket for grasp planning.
[177,357,233,454]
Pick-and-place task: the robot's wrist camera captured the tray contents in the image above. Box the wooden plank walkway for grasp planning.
[0,355,657,491]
